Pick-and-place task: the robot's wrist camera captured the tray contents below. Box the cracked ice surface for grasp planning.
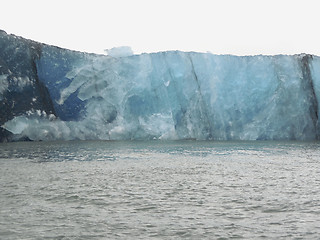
[4,50,320,141]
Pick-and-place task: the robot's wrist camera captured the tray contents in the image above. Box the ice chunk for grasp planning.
[105,46,134,58]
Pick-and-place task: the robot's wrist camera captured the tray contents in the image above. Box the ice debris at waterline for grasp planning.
[1,30,320,142]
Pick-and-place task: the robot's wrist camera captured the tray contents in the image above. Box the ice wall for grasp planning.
[0,30,55,141]
[0,30,319,141]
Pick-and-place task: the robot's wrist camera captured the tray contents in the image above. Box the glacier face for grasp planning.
[0,30,320,141]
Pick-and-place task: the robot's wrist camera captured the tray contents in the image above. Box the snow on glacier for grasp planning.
[3,47,320,141]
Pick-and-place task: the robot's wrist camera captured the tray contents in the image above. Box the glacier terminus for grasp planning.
[1,30,320,142]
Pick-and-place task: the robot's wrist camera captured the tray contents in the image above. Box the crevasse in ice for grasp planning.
[1,30,320,141]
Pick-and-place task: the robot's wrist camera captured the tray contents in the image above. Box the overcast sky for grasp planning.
[1,0,320,56]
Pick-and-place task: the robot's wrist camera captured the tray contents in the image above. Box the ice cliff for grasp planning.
[1,30,320,142]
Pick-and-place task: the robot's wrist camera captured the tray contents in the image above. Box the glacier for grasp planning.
[1,30,320,142]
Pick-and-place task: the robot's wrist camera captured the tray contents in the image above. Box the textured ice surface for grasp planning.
[1,30,320,141]
[0,74,9,100]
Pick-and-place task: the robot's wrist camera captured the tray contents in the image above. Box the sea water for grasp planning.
[0,140,320,239]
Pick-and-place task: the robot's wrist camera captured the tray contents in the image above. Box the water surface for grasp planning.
[0,141,320,239]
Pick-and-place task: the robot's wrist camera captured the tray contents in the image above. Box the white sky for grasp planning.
[1,0,320,56]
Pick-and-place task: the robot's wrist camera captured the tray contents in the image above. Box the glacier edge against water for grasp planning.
[1,30,320,141]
